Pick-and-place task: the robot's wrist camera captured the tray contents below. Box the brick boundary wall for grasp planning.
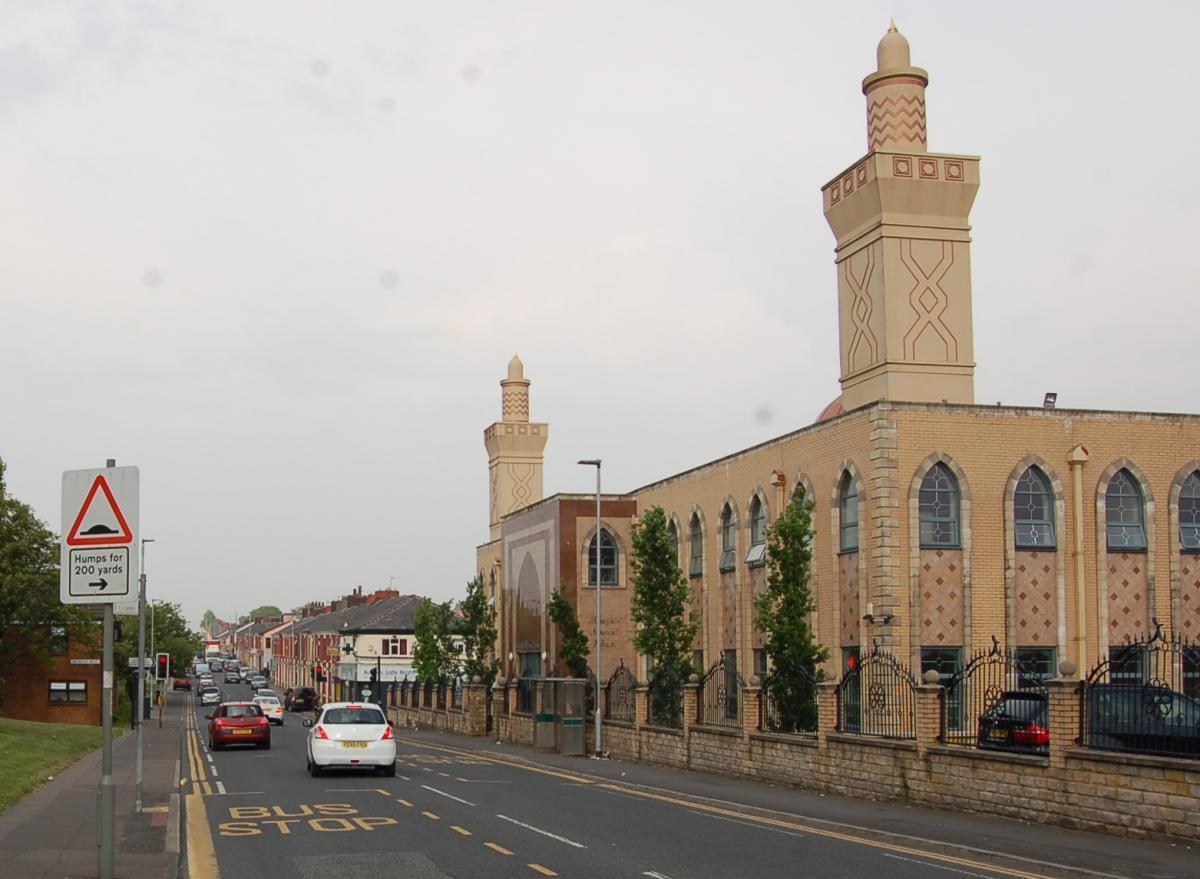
[399,675,1200,842]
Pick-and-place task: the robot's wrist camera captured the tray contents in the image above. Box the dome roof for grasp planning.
[877,20,911,71]
[816,394,844,423]
[506,353,524,381]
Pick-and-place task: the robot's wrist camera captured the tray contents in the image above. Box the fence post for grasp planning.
[1045,662,1081,770]
[634,684,649,727]
[915,670,943,755]
[464,677,486,736]
[816,681,838,749]
[742,678,761,769]
[682,677,699,733]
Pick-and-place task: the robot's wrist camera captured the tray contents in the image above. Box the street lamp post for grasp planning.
[578,458,602,758]
[135,538,154,813]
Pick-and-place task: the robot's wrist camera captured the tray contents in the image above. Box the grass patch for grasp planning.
[0,717,104,814]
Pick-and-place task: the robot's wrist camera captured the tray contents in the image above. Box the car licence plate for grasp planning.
[988,728,1008,741]
[231,729,252,735]
[341,741,368,749]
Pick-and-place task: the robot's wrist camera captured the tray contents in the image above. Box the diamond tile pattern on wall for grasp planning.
[1106,552,1150,643]
[920,548,964,646]
[840,551,860,646]
[1179,557,1200,635]
[1015,549,1056,645]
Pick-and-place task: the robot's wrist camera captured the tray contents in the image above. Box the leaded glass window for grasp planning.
[919,463,960,548]
[1014,466,1056,549]
[1105,469,1146,551]
[1181,471,1200,552]
[720,505,736,572]
[749,497,766,547]
[839,471,859,552]
[689,515,703,578]
[588,528,618,586]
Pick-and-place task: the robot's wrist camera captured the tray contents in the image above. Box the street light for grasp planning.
[578,458,602,758]
[135,538,154,813]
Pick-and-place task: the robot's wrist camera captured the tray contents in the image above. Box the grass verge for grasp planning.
[0,717,104,813]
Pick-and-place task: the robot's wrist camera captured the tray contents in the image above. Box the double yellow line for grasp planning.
[185,700,213,796]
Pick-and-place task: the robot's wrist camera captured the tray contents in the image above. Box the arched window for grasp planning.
[688,515,703,577]
[1106,469,1147,551]
[1182,471,1200,552]
[1014,466,1056,549]
[919,463,960,548]
[839,471,859,552]
[746,496,767,566]
[667,518,679,563]
[720,504,736,572]
[588,528,618,586]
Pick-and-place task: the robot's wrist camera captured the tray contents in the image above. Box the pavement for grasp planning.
[0,695,182,879]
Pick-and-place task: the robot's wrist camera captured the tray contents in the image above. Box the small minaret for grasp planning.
[483,355,549,540]
[823,24,979,410]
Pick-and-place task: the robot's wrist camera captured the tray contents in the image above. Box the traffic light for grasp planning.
[314,664,325,682]
[155,652,169,680]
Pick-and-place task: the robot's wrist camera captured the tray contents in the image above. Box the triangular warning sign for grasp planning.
[65,475,134,546]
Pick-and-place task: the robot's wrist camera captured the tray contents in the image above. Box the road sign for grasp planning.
[60,467,139,605]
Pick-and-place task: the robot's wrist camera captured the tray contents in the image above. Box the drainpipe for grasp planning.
[1067,444,1089,673]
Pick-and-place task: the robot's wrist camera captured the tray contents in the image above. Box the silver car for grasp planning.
[199,686,222,706]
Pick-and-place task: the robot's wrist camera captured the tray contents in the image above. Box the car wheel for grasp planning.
[261,739,271,751]
[309,759,322,777]
[209,738,220,751]
[382,762,396,778]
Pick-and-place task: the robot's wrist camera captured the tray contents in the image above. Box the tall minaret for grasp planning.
[483,355,549,540]
[823,24,979,411]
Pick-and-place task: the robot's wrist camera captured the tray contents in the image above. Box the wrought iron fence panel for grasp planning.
[697,657,746,729]
[940,637,1049,754]
[648,667,683,729]
[450,676,464,711]
[501,681,510,715]
[1081,621,1200,760]
[423,679,434,708]
[836,646,916,739]
[605,661,638,723]
[436,679,447,710]
[759,660,819,737]
[516,677,535,715]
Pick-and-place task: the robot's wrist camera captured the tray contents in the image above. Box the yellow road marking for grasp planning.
[201,781,213,796]
[405,739,1057,879]
[397,799,413,807]
[451,825,472,836]
[185,793,221,879]
[438,772,450,778]
[422,811,440,820]
[376,789,391,797]
[528,865,557,876]
[485,842,513,855]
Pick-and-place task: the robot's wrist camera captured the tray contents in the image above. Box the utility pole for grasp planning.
[135,537,154,813]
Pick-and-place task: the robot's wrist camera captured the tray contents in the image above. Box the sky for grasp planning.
[2,2,1197,630]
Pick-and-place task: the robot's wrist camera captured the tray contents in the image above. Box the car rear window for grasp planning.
[256,698,280,706]
[224,705,263,717]
[321,706,386,725]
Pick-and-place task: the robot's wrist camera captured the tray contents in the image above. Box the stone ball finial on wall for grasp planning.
[1057,659,1078,678]
[923,669,942,685]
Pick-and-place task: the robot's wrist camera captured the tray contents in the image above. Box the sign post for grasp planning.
[61,463,139,879]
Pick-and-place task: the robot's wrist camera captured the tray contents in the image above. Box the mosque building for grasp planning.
[475,26,1200,688]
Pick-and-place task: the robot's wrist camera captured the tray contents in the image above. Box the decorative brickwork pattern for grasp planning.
[1095,459,1156,654]
[1014,550,1057,645]
[1106,553,1151,643]
[839,551,860,646]
[1180,557,1200,635]
[919,549,964,646]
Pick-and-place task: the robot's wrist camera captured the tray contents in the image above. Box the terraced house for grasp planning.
[476,24,1200,697]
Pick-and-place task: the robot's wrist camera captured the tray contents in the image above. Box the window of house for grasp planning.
[746,496,767,566]
[720,505,736,572]
[49,681,87,704]
[688,515,703,578]
[587,528,618,586]
[1109,645,1145,683]
[839,471,859,552]
[49,625,68,655]
[1015,647,1056,685]
[692,649,704,673]
[919,463,961,548]
[753,648,768,682]
[383,637,408,656]
[1105,469,1147,551]
[1014,466,1056,549]
[667,519,680,566]
[1180,471,1200,552]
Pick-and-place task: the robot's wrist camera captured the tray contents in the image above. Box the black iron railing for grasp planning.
[697,656,745,729]
[515,678,535,715]
[759,659,818,737]
[605,661,637,723]
[647,667,683,729]
[1081,620,1200,760]
[836,645,916,740]
[423,679,433,708]
[941,636,1049,754]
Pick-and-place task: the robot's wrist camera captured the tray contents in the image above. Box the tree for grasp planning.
[412,598,458,681]
[200,609,217,632]
[0,458,93,702]
[247,605,282,620]
[630,505,697,680]
[458,575,498,686]
[754,486,828,733]
[547,585,589,678]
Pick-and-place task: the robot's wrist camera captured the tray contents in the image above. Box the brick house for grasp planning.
[1,622,106,725]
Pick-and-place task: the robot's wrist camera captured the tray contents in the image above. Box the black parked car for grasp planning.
[977,690,1049,753]
[289,686,319,712]
[1085,683,1200,757]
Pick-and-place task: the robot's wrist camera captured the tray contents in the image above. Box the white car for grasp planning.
[304,702,396,777]
[253,695,285,725]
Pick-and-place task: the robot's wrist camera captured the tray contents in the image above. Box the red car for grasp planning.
[173,677,191,691]
[207,702,271,750]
